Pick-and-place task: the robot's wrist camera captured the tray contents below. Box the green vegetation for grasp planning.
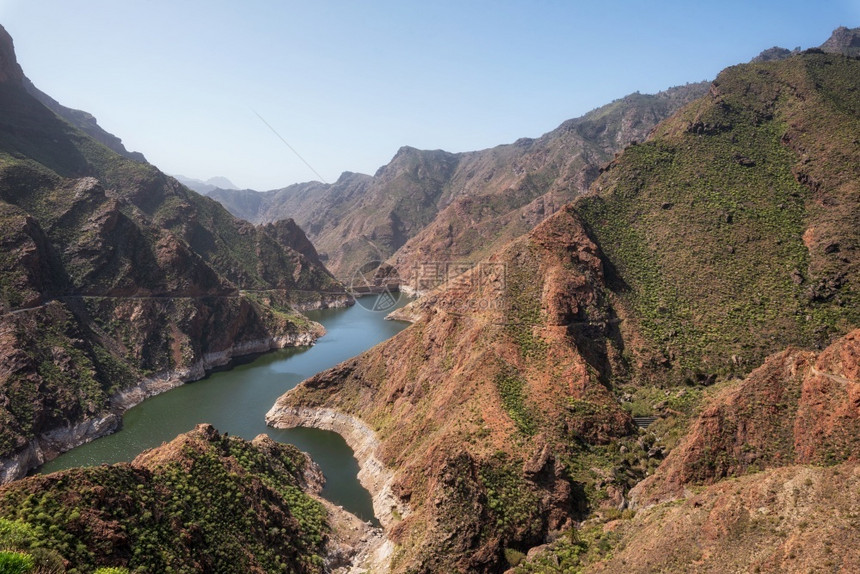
[479,453,542,539]
[494,367,536,435]
[0,429,328,573]
[512,522,625,573]
[576,53,860,384]
[503,249,549,360]
[0,551,34,574]
[0,304,124,457]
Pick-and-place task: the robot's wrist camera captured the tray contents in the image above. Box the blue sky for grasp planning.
[1,1,857,189]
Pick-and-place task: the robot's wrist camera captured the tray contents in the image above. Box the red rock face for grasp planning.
[632,329,860,506]
[794,330,860,462]
[272,206,635,572]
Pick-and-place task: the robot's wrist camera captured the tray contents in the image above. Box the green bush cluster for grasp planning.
[512,523,623,573]
[0,433,329,573]
[479,453,542,540]
[494,369,536,435]
[0,551,34,574]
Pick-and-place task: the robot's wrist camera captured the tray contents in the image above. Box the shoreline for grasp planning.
[265,405,409,572]
[0,294,353,484]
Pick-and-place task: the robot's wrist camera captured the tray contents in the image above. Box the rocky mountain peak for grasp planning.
[751,46,798,63]
[820,25,860,56]
[0,24,24,85]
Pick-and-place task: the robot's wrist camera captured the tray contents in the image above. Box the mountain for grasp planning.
[752,25,860,64]
[820,25,860,56]
[631,329,860,507]
[267,47,860,572]
[0,25,350,482]
[22,77,148,164]
[547,330,860,573]
[208,83,709,279]
[268,206,636,572]
[173,174,238,195]
[0,424,341,572]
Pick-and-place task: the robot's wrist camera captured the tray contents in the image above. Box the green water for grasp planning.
[39,295,410,523]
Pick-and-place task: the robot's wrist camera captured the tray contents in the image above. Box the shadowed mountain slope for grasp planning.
[0,24,349,481]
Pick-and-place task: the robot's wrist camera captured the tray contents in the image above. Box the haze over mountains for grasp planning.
[0,23,348,486]
[206,83,709,280]
[0,20,858,574]
[173,174,238,195]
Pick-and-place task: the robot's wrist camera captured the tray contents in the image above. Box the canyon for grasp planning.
[0,21,858,574]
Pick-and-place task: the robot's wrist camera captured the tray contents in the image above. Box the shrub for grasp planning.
[0,551,34,574]
[504,547,526,567]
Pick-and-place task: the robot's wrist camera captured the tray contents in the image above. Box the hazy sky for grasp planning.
[1,1,857,190]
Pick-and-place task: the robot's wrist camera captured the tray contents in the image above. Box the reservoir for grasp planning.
[39,294,410,523]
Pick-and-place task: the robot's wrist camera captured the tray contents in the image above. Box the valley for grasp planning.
[0,15,857,574]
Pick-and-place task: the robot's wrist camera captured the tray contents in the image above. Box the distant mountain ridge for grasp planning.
[207,25,860,285]
[752,24,859,62]
[174,174,238,194]
[207,83,710,279]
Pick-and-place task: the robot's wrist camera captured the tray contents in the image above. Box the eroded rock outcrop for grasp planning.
[268,206,634,572]
[630,329,860,507]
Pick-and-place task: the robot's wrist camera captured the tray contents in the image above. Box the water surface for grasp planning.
[40,295,410,522]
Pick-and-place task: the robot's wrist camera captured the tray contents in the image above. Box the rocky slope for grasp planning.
[511,329,860,573]
[513,43,860,572]
[511,462,860,573]
[209,83,708,279]
[820,25,860,56]
[0,24,349,481]
[269,205,638,573]
[575,50,860,384]
[630,329,860,507]
[0,424,339,573]
[268,47,860,572]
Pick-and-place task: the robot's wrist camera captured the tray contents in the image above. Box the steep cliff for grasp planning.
[0,24,349,480]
